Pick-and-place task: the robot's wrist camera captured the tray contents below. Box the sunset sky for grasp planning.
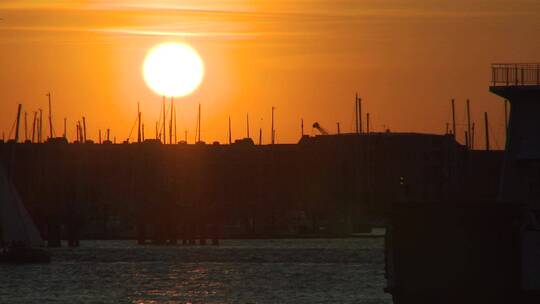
[1,1,540,147]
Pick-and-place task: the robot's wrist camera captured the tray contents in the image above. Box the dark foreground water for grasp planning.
[0,238,392,304]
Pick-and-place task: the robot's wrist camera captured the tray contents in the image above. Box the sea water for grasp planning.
[0,238,392,304]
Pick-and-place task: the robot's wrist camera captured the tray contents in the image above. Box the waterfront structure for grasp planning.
[0,131,500,244]
[385,64,540,304]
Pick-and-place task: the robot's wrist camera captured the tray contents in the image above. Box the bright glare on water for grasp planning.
[0,238,391,303]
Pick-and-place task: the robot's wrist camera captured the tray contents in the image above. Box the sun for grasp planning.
[142,42,204,97]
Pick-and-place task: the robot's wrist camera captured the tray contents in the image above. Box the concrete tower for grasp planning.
[490,63,540,206]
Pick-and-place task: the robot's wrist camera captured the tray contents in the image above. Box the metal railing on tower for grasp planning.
[491,63,540,86]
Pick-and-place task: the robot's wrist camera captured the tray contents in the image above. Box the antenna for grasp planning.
[259,127,262,145]
[99,129,102,144]
[337,122,341,134]
[142,124,145,141]
[63,118,67,139]
[301,118,304,137]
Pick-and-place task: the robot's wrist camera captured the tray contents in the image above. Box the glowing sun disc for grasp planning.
[143,42,204,97]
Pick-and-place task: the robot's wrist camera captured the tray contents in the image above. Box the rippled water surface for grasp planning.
[0,238,392,304]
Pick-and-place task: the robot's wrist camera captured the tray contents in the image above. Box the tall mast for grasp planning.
[137,102,141,143]
[77,121,81,142]
[142,124,145,141]
[301,118,304,137]
[24,111,28,141]
[355,93,359,134]
[358,96,363,133]
[471,122,475,150]
[259,127,262,145]
[466,99,471,149]
[162,96,166,144]
[173,98,177,143]
[169,97,173,144]
[451,98,456,139]
[228,116,232,144]
[14,104,22,142]
[504,99,509,143]
[63,118,67,139]
[271,106,275,145]
[366,112,370,134]
[82,116,87,143]
[484,112,490,151]
[32,111,37,143]
[246,113,250,138]
[38,109,43,143]
[197,103,201,142]
[47,92,53,139]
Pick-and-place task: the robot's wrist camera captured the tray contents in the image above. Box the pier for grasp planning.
[1,132,502,246]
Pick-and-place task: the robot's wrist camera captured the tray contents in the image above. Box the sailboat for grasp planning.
[0,164,50,264]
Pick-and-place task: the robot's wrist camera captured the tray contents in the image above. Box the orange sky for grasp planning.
[1,1,540,147]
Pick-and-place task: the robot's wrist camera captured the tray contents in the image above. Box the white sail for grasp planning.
[0,165,44,247]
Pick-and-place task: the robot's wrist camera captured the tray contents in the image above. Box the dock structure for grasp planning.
[0,131,503,246]
[385,64,540,304]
